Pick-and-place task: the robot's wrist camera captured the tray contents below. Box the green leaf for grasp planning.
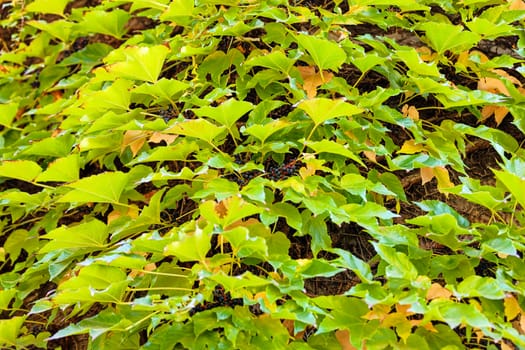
[298,259,343,278]
[396,47,441,77]
[105,45,170,82]
[164,225,211,262]
[4,229,36,262]
[295,34,347,72]
[245,50,295,74]
[160,0,194,22]
[0,316,25,347]
[39,219,108,254]
[452,275,507,300]
[306,139,364,166]
[194,99,254,129]
[331,248,373,283]
[58,171,129,204]
[133,78,189,103]
[49,309,132,341]
[493,168,525,210]
[420,22,480,54]
[55,265,128,304]
[76,9,131,38]
[22,134,75,157]
[36,154,80,182]
[25,0,69,16]
[208,271,272,290]
[165,119,226,144]
[373,243,418,280]
[28,19,73,42]
[0,102,18,127]
[243,120,293,145]
[0,160,42,182]
[222,227,268,259]
[297,98,363,126]
[81,79,133,112]
[430,300,493,329]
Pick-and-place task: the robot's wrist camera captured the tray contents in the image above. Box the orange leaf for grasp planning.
[478,77,510,96]
[426,283,452,300]
[282,319,295,336]
[335,330,358,350]
[415,46,436,61]
[510,0,525,10]
[434,166,454,190]
[363,150,377,163]
[121,130,150,156]
[420,167,434,185]
[401,104,419,121]
[501,342,514,350]
[215,200,228,218]
[297,66,333,99]
[399,140,425,154]
[505,294,522,321]
[149,132,177,144]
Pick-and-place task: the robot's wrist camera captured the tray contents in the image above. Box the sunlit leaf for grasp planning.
[296,34,347,73]
[0,102,19,127]
[76,9,130,38]
[298,98,363,125]
[58,172,129,204]
[39,219,108,253]
[36,154,80,182]
[194,99,253,129]
[245,50,295,74]
[105,45,170,82]
[25,0,69,16]
[164,225,211,263]
[165,119,226,144]
[0,160,42,182]
[420,22,480,54]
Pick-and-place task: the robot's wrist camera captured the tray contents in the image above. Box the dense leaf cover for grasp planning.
[1,0,525,348]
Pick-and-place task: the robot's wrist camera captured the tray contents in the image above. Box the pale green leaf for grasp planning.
[36,154,80,183]
[25,0,69,15]
[165,119,226,144]
[58,171,129,203]
[194,99,253,129]
[39,219,108,253]
[76,9,131,38]
[0,102,18,127]
[106,45,170,82]
[0,160,42,182]
[297,98,363,125]
[296,34,347,72]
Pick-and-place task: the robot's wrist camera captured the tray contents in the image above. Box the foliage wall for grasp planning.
[1,0,525,348]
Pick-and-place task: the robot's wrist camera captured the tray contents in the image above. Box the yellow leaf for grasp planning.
[426,283,452,300]
[420,167,434,185]
[434,166,454,190]
[505,294,522,321]
[297,66,333,99]
[149,132,177,144]
[501,342,514,350]
[399,139,425,154]
[121,130,150,156]
[363,304,391,321]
